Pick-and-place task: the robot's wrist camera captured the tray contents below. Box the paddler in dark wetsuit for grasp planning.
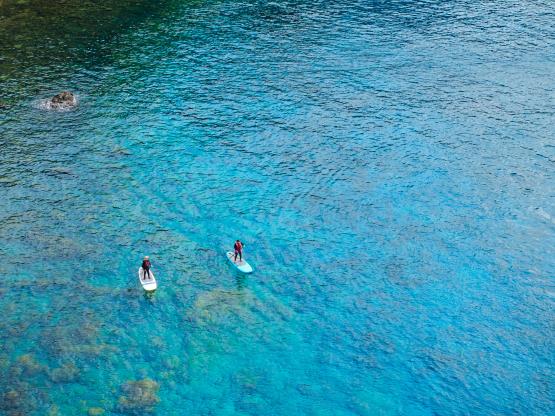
[141,256,152,280]
[234,240,244,263]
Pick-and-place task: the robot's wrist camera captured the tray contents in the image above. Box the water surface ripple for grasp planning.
[0,0,554,415]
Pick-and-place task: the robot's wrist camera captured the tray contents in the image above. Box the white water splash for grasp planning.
[34,94,79,111]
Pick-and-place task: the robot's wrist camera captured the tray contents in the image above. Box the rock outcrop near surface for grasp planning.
[49,91,77,109]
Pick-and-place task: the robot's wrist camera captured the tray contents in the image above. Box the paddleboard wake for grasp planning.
[138,267,157,291]
[226,251,253,273]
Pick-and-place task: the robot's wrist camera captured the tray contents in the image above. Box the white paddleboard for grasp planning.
[138,267,157,291]
[226,251,253,273]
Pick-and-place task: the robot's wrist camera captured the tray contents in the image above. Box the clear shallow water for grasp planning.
[1,0,554,414]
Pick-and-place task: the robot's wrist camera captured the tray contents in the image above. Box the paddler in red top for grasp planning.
[141,256,152,280]
[234,240,244,263]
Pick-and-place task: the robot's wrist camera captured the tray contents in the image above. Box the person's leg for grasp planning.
[239,250,242,261]
[144,267,150,280]
[234,251,238,261]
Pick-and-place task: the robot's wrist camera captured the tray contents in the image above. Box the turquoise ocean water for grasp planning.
[1,0,554,414]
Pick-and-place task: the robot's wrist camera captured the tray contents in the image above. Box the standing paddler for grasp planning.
[234,240,244,263]
[141,256,152,280]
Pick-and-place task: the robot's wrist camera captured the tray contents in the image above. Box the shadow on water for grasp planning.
[234,272,247,291]
[143,290,156,303]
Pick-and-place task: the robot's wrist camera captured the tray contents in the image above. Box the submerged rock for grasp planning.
[49,362,80,383]
[117,378,160,414]
[163,355,180,370]
[0,389,20,410]
[87,407,105,416]
[0,382,40,414]
[15,354,45,376]
[47,404,61,416]
[39,320,105,358]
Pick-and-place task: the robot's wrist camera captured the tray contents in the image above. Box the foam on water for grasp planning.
[33,95,79,111]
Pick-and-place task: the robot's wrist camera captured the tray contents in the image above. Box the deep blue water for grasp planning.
[1,0,554,415]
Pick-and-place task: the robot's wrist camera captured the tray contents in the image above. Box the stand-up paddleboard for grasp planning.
[138,267,157,291]
[226,251,253,273]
